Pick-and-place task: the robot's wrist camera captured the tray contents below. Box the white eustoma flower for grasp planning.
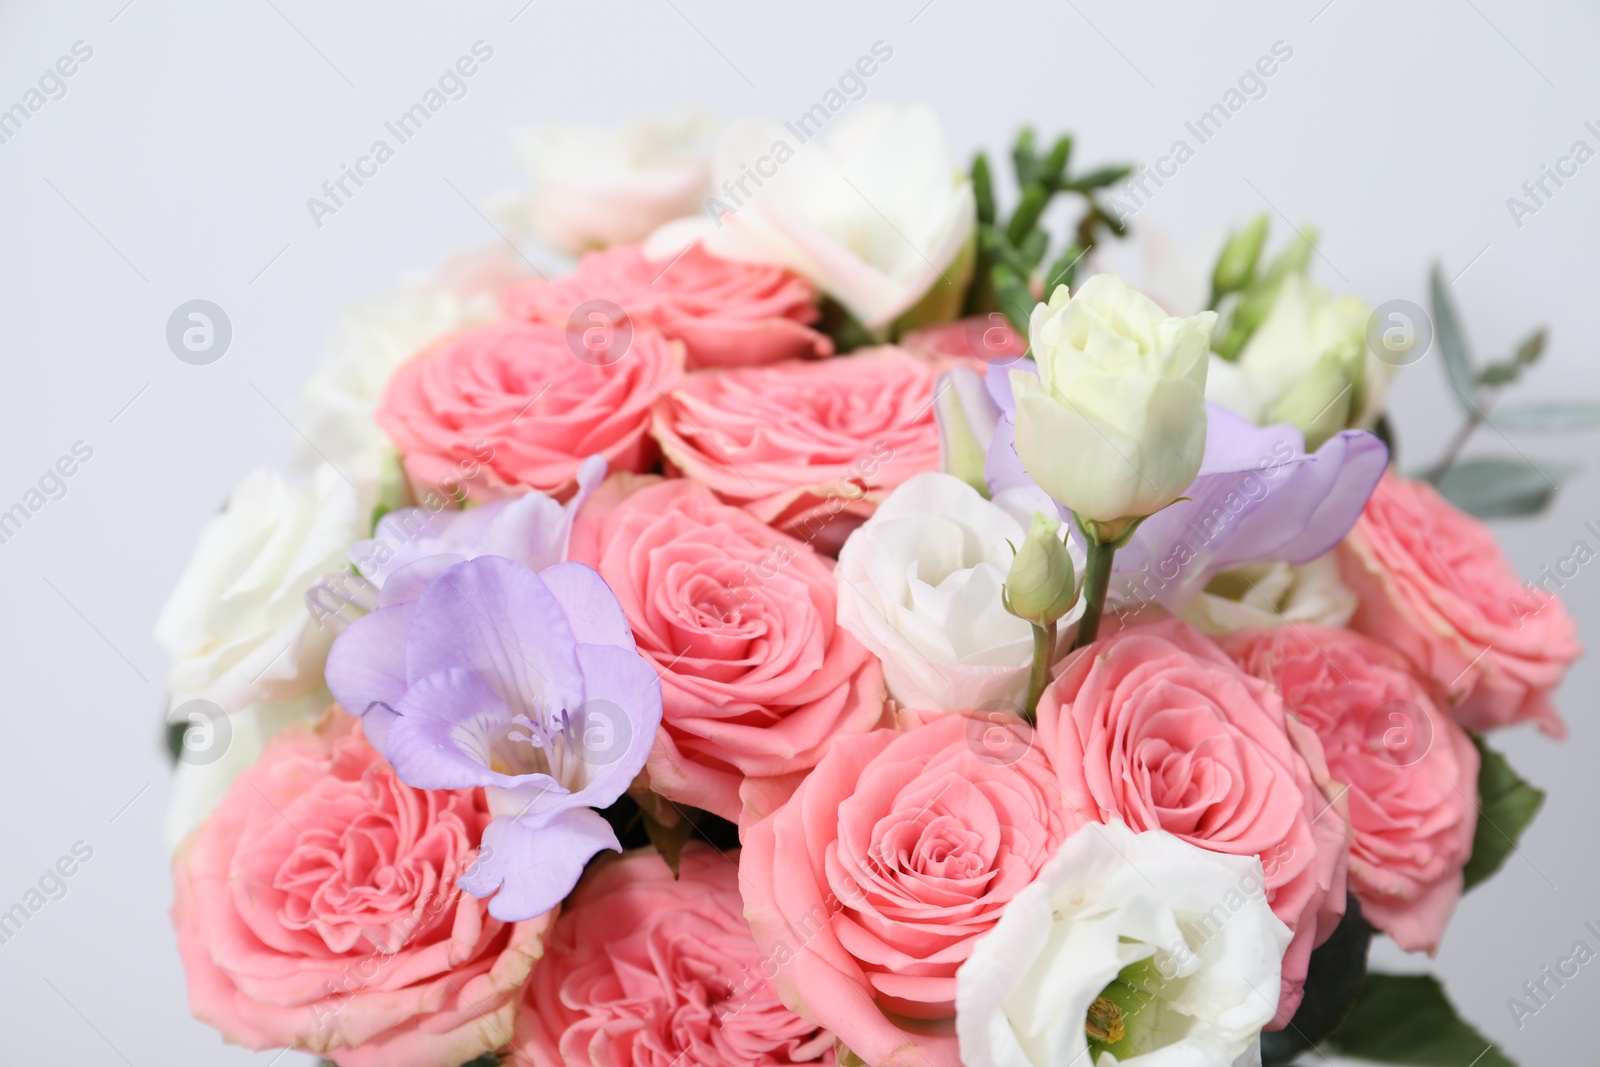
[518,112,716,256]
[1012,275,1215,527]
[956,821,1291,1067]
[646,103,975,333]
[298,259,507,503]
[1213,273,1386,449]
[836,472,1082,713]
[1176,555,1357,637]
[155,464,362,716]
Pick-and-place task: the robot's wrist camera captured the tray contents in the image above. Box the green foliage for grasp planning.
[1325,974,1516,1066]
[1462,734,1545,890]
[965,127,1134,332]
[1260,895,1372,1065]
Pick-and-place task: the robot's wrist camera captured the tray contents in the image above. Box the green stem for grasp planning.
[1073,537,1117,651]
[1023,619,1057,723]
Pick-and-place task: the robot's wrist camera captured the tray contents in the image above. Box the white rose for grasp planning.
[1177,555,1357,637]
[518,112,715,256]
[835,472,1082,713]
[646,103,975,332]
[956,821,1291,1067]
[1215,273,1386,449]
[161,693,323,852]
[155,464,362,716]
[1013,275,1215,528]
[298,260,507,502]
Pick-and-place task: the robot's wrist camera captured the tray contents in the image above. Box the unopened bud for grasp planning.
[1003,513,1078,626]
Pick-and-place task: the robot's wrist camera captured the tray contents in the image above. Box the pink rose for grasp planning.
[1223,625,1480,953]
[1035,618,1348,1029]
[503,243,833,370]
[572,479,885,822]
[739,714,1080,1067]
[512,844,835,1067]
[377,319,684,501]
[898,313,1028,368]
[171,712,552,1067]
[1339,471,1580,736]
[649,349,944,555]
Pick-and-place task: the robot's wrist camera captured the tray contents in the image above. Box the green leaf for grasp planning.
[641,804,697,878]
[1514,328,1547,366]
[1260,895,1373,1065]
[1043,243,1084,299]
[1477,362,1521,387]
[971,152,995,226]
[992,265,1035,334]
[1038,134,1073,190]
[164,715,186,765]
[1005,182,1050,246]
[1430,266,1480,410]
[1326,973,1516,1066]
[1433,456,1577,518]
[1011,127,1037,187]
[1018,228,1049,269]
[1491,400,1600,430]
[1463,734,1545,890]
[1065,164,1134,190]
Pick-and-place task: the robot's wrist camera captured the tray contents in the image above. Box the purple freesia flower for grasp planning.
[966,361,1388,612]
[327,555,660,921]
[1112,404,1388,609]
[324,457,662,923]
[353,453,606,593]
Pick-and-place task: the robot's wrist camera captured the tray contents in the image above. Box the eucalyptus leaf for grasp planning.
[1491,401,1600,430]
[1514,328,1547,366]
[1432,456,1576,518]
[1463,734,1545,890]
[1325,973,1515,1066]
[1477,362,1520,387]
[1430,266,1479,410]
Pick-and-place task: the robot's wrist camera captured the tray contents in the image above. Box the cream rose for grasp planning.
[1012,275,1215,526]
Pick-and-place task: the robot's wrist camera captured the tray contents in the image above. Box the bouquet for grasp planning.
[158,103,1590,1067]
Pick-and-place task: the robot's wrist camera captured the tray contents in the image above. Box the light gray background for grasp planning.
[0,1,1595,1064]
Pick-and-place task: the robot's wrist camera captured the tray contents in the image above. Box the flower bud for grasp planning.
[1210,213,1268,299]
[1004,512,1078,626]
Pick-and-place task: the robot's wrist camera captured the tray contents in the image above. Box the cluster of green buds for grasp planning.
[966,128,1134,332]
[1208,215,1386,450]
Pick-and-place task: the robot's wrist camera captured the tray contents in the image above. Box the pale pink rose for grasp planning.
[512,844,835,1067]
[1224,625,1480,954]
[571,479,885,822]
[1035,618,1349,1029]
[377,319,684,502]
[1339,471,1580,737]
[898,314,1027,368]
[739,714,1082,1067]
[171,711,553,1067]
[649,349,944,555]
[503,243,832,370]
